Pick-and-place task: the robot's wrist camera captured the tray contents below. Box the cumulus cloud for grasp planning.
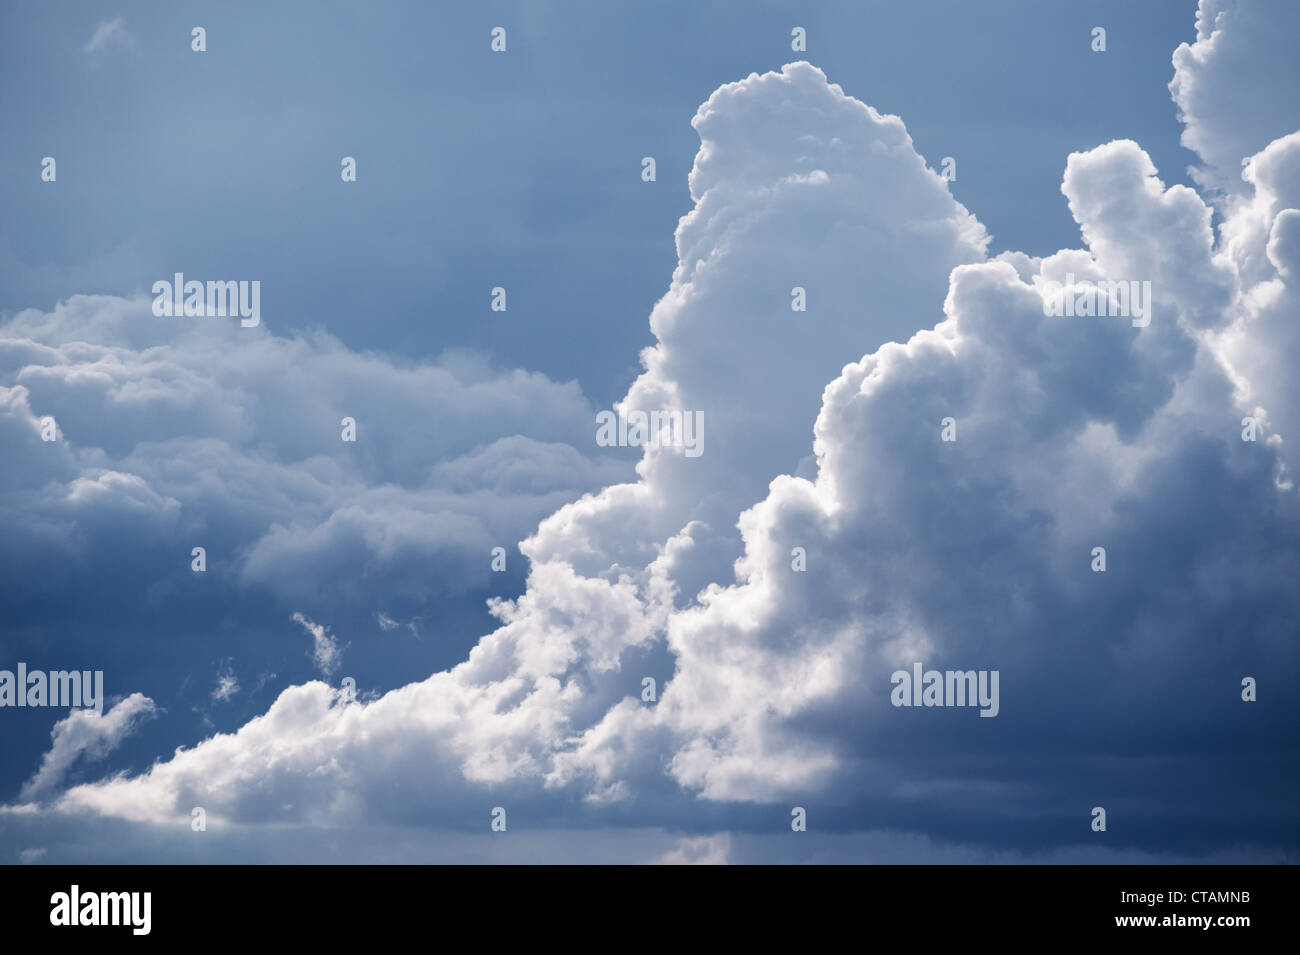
[1214,131,1300,479]
[7,7,1300,862]
[23,61,992,830]
[0,298,629,615]
[21,694,157,801]
[1169,0,1300,194]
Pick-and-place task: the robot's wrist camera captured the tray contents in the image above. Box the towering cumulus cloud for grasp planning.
[1170,0,1300,195]
[8,2,1300,861]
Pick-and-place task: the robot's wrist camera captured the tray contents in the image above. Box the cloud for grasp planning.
[10,62,1083,818]
[376,611,421,638]
[291,613,342,678]
[6,9,1300,862]
[0,297,630,618]
[634,138,1283,804]
[1169,0,1300,194]
[1213,131,1300,478]
[211,664,239,703]
[0,816,1281,865]
[651,833,731,865]
[82,17,133,56]
[250,672,278,695]
[20,694,157,801]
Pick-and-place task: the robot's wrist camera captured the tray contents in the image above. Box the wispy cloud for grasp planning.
[211,663,239,703]
[651,834,732,865]
[21,694,157,801]
[292,613,343,677]
[376,611,421,639]
[83,17,133,56]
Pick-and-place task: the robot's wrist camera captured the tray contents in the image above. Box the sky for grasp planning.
[0,0,1298,864]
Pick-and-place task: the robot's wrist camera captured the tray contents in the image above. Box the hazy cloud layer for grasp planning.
[0,295,630,612]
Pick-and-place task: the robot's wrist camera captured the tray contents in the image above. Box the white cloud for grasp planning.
[12,62,1023,824]
[376,611,420,638]
[1169,0,1300,194]
[650,833,731,865]
[292,613,343,678]
[1213,131,1300,478]
[82,17,133,56]
[212,664,239,703]
[8,17,1300,861]
[21,694,157,801]
[0,299,629,609]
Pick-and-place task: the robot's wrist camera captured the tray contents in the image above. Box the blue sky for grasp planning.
[2,0,1203,406]
[1,0,1298,864]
